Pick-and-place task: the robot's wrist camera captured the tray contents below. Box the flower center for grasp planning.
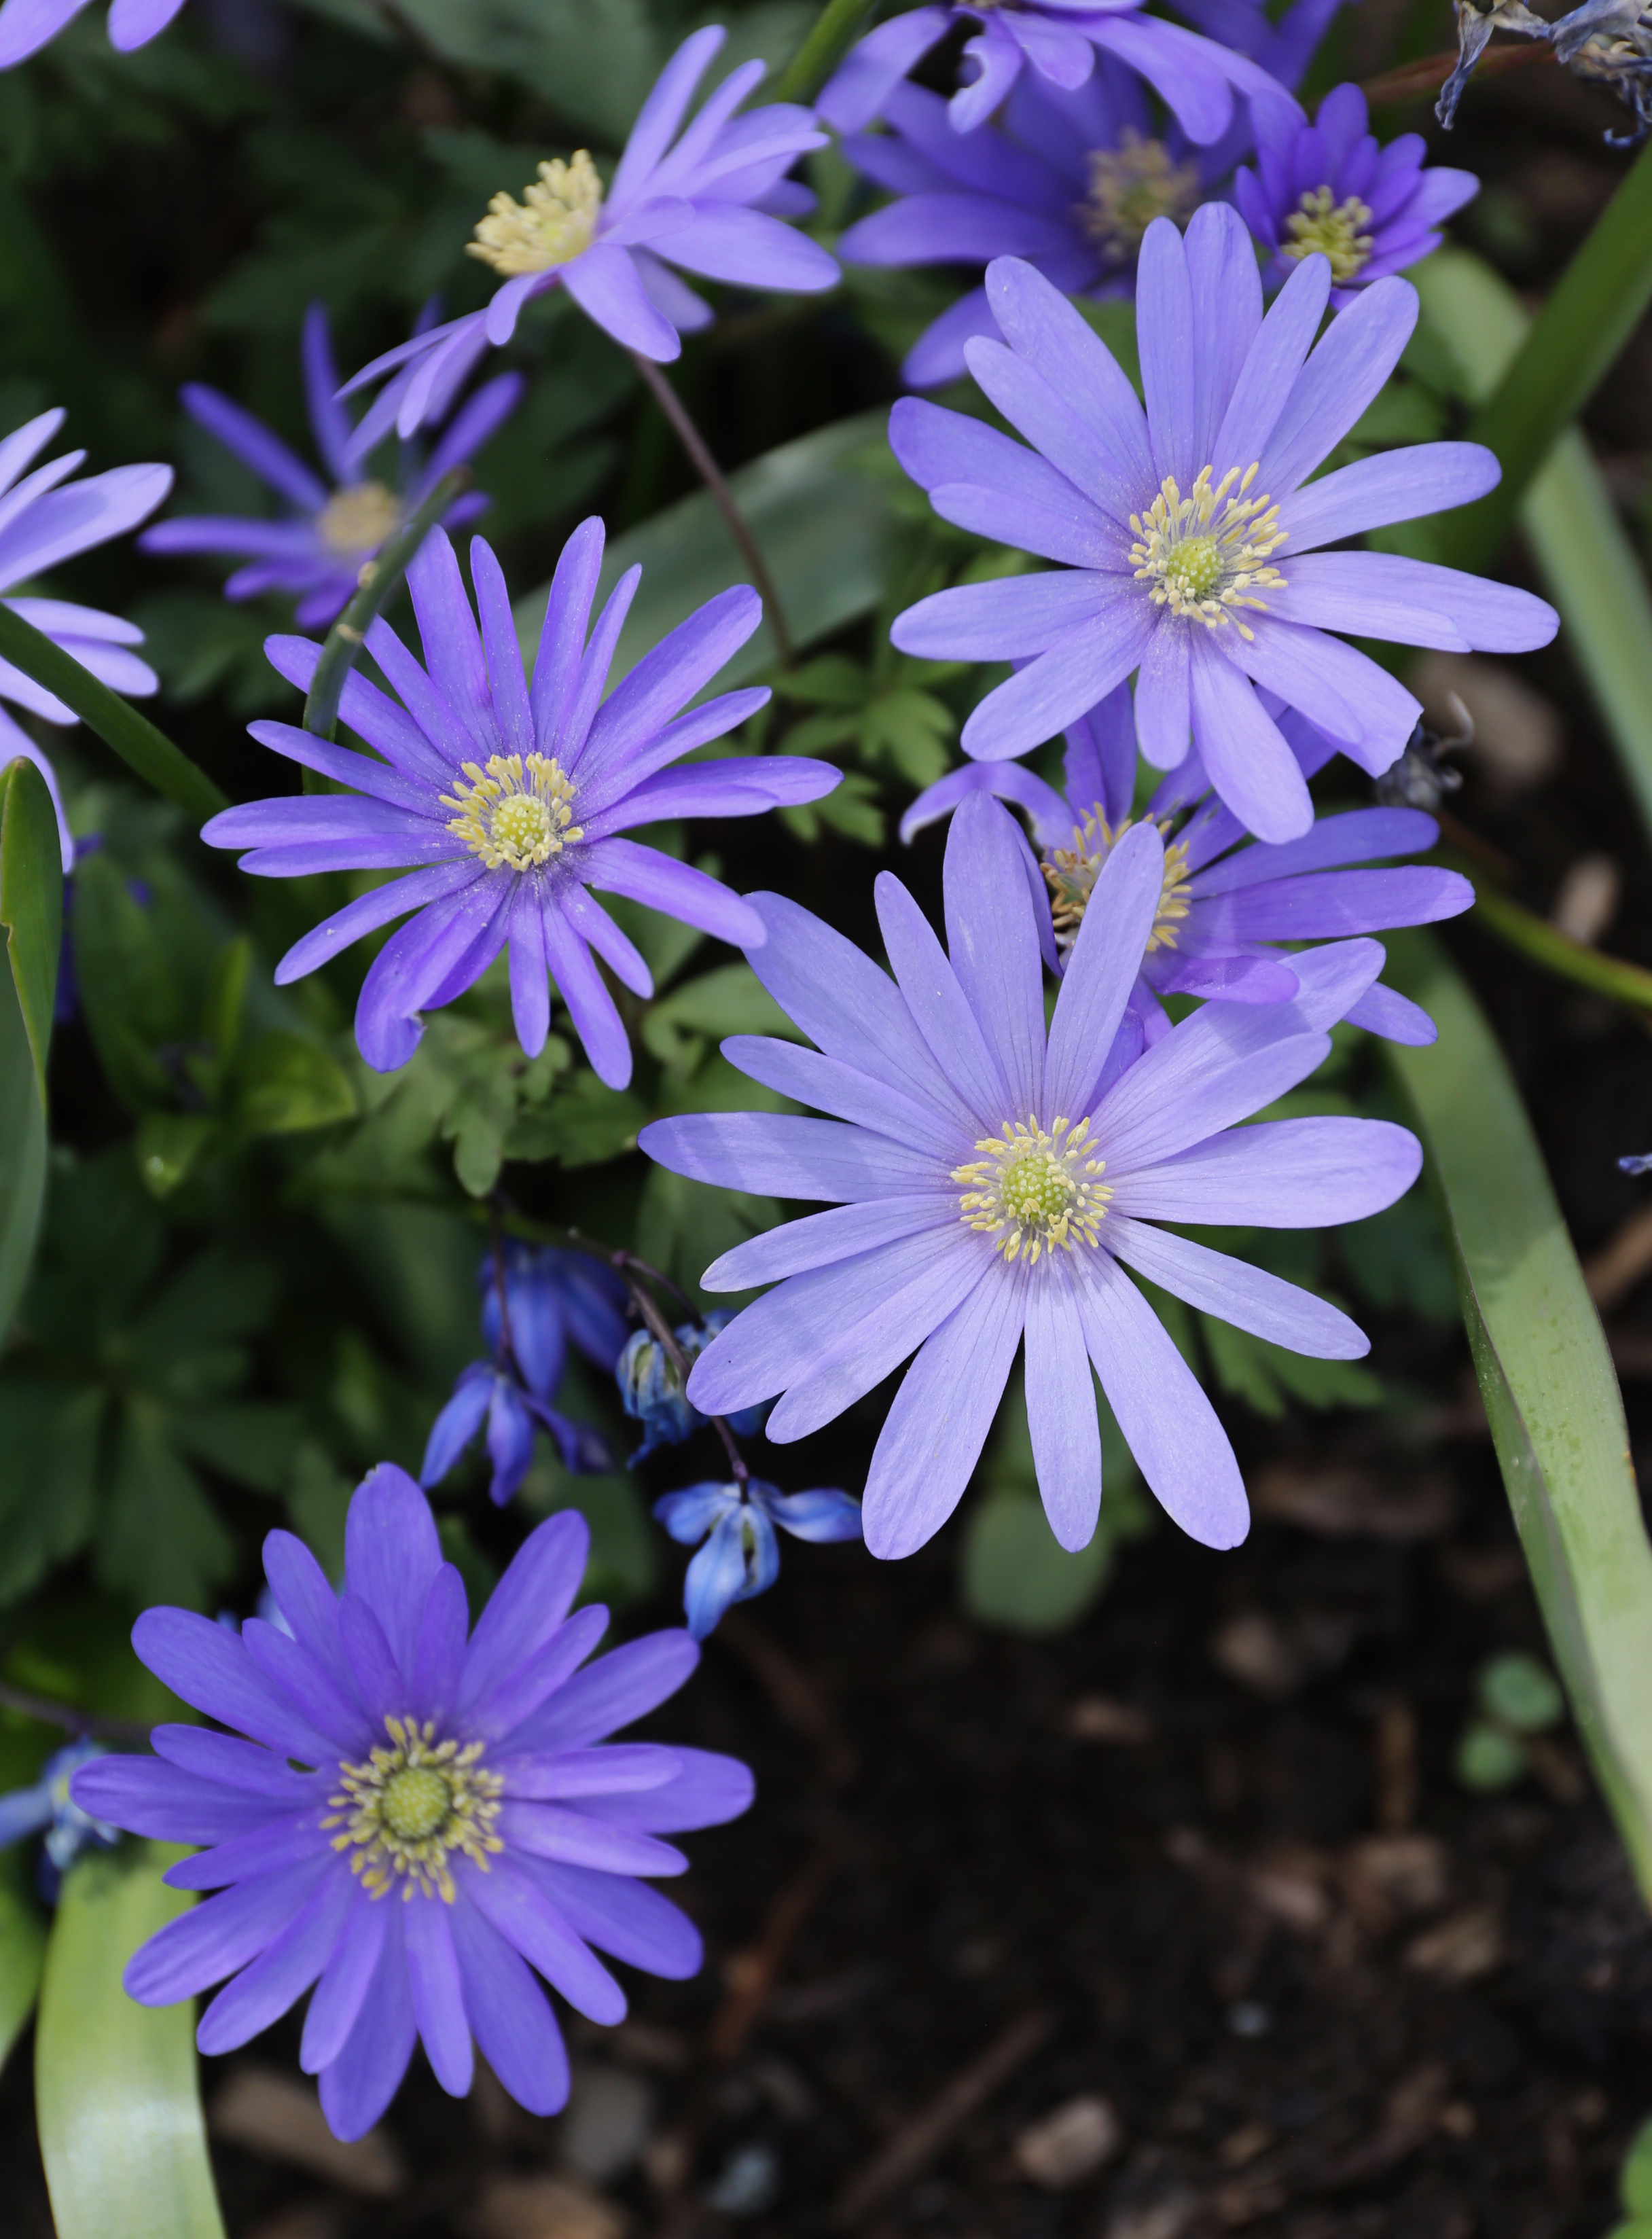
[1282,186,1374,285]
[443,751,583,872]
[953,1115,1111,1264]
[1077,133,1202,260]
[468,151,603,276]
[1042,810,1191,954]
[317,480,401,556]
[1128,464,1287,640]
[324,1715,504,1903]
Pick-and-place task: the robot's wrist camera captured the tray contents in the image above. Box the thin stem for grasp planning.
[303,467,471,742]
[615,1264,751,1490]
[0,1682,151,1746]
[628,350,794,667]
[1447,847,1652,1012]
[488,1208,520,1374]
[777,0,877,101]
[1360,39,1551,107]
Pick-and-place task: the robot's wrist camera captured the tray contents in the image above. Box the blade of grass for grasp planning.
[1431,139,1652,571]
[1385,930,1652,1901]
[1416,249,1652,848]
[0,605,226,824]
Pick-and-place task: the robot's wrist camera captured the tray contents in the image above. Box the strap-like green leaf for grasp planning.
[1385,932,1652,1901]
[35,1842,227,2239]
[0,1846,46,2076]
[778,0,878,99]
[1417,251,1652,846]
[1431,138,1652,571]
[1,757,65,1108]
[513,411,895,692]
[0,605,226,825]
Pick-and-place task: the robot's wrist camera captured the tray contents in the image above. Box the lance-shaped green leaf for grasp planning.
[0,759,60,1333]
[1416,250,1652,849]
[513,411,896,690]
[1431,138,1652,571]
[0,605,226,825]
[1384,931,1652,1902]
[35,1841,227,2239]
[0,1845,46,2075]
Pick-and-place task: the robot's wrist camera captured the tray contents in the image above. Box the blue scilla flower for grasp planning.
[0,1737,120,1902]
[422,1246,626,1505]
[617,1314,764,1463]
[654,1482,864,1638]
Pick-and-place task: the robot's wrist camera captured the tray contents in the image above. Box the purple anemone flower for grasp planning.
[200,521,840,1082]
[639,793,1422,1559]
[0,0,184,67]
[340,26,838,443]
[0,408,172,870]
[140,305,519,631]
[72,1466,752,2141]
[901,683,1473,1043]
[888,214,1558,843]
[1235,86,1478,305]
[840,71,1221,388]
[817,0,1289,145]
[655,1482,865,1638]
[422,1247,629,1505]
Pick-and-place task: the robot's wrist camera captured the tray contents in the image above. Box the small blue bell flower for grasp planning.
[0,1737,120,1902]
[654,1481,864,1637]
[618,1313,764,1463]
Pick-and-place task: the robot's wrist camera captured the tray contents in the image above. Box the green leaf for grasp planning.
[501,1071,647,1168]
[1478,1650,1564,1734]
[1428,141,1652,571]
[0,1380,102,1609]
[134,1111,215,1200]
[96,1403,236,1612]
[1,757,63,1108]
[0,1845,46,2077]
[1416,251,1652,847]
[1384,931,1652,1902]
[0,605,226,824]
[1198,1312,1382,1419]
[1455,1720,1530,1791]
[0,935,47,1340]
[639,962,799,1075]
[521,1465,659,1609]
[234,1030,357,1136]
[515,412,897,689]
[962,1487,1115,1634]
[35,1842,226,2239]
[1621,2115,1652,2214]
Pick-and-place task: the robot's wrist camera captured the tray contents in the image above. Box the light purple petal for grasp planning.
[961,603,1158,763]
[1107,1217,1370,1357]
[1094,1003,1331,1171]
[1045,820,1166,1119]
[1284,442,1500,550]
[403,1897,473,2098]
[131,1608,338,1766]
[1113,1115,1423,1226]
[301,1891,389,2074]
[344,1462,442,1683]
[459,1510,589,1716]
[639,1110,937,1202]
[458,1852,626,2024]
[124,1859,329,2005]
[563,245,681,362]
[1025,1261,1100,1552]
[318,1905,416,2143]
[1189,636,1312,843]
[448,1896,570,2115]
[508,1630,699,1756]
[196,1871,353,2056]
[701,1196,951,1291]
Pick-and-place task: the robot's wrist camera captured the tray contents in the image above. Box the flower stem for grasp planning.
[302,466,471,744]
[1360,39,1551,107]
[613,1261,751,1490]
[0,1681,150,1746]
[1446,846,1652,1012]
[627,350,794,667]
[776,0,877,101]
[488,1208,520,1375]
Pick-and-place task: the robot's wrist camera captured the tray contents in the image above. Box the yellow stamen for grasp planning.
[1128,463,1287,639]
[953,1115,1112,1265]
[467,151,603,276]
[1282,186,1375,285]
[1077,132,1202,260]
[442,751,582,872]
[316,480,401,556]
[1042,810,1191,954]
[323,1715,504,1903]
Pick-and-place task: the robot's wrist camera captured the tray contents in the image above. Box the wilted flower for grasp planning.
[423,1247,627,1505]
[1549,0,1652,143]
[140,304,518,630]
[0,1737,119,1901]
[1437,0,1552,128]
[888,215,1558,842]
[818,0,1287,144]
[641,795,1422,1558]
[839,71,1216,388]
[901,686,1472,1042]
[73,1465,753,2141]
[340,25,838,442]
[0,408,172,869]
[202,522,838,1081]
[1236,86,1478,304]
[617,1312,763,1461]
[0,0,185,68]
[654,1482,864,1637]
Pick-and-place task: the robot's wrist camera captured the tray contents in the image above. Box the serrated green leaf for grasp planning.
[1,757,63,1107]
[234,1029,357,1136]
[35,1842,226,2239]
[516,412,897,688]
[0,1380,102,1609]
[640,962,798,1073]
[0,1844,46,2077]
[501,1071,647,1167]
[96,1403,236,1611]
[1385,930,1652,1902]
